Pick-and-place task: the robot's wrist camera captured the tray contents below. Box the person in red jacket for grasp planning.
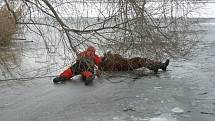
[53,46,102,85]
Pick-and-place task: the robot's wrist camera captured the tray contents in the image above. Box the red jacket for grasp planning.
[60,46,101,79]
[78,46,102,66]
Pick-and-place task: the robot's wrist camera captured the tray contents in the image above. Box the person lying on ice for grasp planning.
[53,48,169,85]
[53,46,102,85]
[98,51,170,74]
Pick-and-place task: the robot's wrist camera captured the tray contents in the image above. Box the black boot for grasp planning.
[53,77,68,84]
[160,59,170,71]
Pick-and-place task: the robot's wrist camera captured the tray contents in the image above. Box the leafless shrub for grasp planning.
[0,3,22,79]
[0,4,20,46]
[9,0,200,59]
[1,0,203,79]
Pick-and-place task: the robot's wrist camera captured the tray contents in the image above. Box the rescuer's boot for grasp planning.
[53,77,69,84]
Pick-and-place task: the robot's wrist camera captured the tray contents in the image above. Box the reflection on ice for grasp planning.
[171,107,185,114]
[150,114,177,121]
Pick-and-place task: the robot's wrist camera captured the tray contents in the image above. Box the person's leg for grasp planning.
[144,59,170,73]
[82,71,95,85]
[53,66,74,83]
[128,57,169,74]
[80,62,95,85]
[74,60,95,85]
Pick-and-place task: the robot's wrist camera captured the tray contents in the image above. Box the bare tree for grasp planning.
[5,0,201,56]
[0,0,202,79]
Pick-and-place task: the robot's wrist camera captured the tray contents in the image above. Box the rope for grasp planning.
[0,75,57,81]
[76,57,95,72]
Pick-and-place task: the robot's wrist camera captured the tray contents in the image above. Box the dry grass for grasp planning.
[0,4,22,79]
[0,4,21,46]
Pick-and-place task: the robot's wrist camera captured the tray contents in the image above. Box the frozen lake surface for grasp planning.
[0,18,215,121]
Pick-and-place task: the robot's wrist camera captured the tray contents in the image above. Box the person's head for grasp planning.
[86,46,96,53]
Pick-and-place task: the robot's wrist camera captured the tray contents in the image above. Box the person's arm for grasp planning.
[94,54,103,77]
[94,54,102,66]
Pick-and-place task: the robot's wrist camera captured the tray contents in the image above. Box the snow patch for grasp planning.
[150,114,177,121]
[171,107,185,114]
[150,117,170,121]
